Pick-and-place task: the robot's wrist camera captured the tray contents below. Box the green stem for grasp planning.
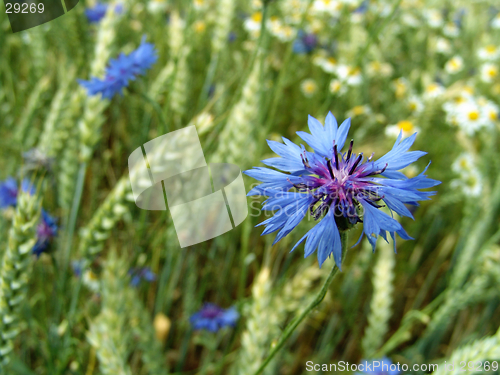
[374,291,445,358]
[196,52,219,112]
[199,332,224,375]
[63,162,87,274]
[137,92,169,134]
[237,220,252,300]
[251,231,348,375]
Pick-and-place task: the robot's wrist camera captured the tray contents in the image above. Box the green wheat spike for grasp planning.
[0,191,41,370]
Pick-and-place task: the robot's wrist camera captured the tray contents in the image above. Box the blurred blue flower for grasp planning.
[353,0,369,14]
[0,177,35,209]
[33,210,58,257]
[453,8,466,27]
[244,112,440,268]
[228,31,237,42]
[85,3,123,24]
[293,30,317,54]
[129,267,156,286]
[71,260,84,277]
[356,358,401,375]
[78,37,158,99]
[190,303,239,332]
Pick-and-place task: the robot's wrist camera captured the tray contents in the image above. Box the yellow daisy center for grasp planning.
[468,111,479,121]
[486,45,497,53]
[397,120,414,132]
[352,106,365,116]
[464,86,474,95]
[427,83,438,92]
[450,58,461,68]
[252,12,263,22]
[304,83,317,93]
[348,67,361,76]
[194,20,206,33]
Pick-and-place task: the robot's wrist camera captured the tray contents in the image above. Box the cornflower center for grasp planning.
[290,140,387,224]
[201,305,223,319]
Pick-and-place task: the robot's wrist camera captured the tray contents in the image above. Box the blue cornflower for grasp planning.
[0,177,35,209]
[244,112,440,269]
[293,30,317,54]
[228,31,237,43]
[85,3,123,24]
[33,210,58,257]
[128,267,156,287]
[71,260,84,277]
[78,37,158,99]
[353,0,369,14]
[356,358,401,375]
[190,303,239,332]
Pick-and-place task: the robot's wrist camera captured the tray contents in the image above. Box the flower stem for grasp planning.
[137,92,169,134]
[63,162,87,272]
[251,231,348,375]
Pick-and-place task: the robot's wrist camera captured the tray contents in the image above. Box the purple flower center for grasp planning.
[200,305,224,319]
[302,33,317,48]
[291,140,387,224]
[37,221,55,241]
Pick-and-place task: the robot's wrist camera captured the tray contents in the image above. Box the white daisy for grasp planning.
[312,0,342,17]
[336,65,362,86]
[477,45,500,61]
[385,120,421,138]
[423,9,444,28]
[479,63,499,84]
[435,37,452,54]
[443,22,459,38]
[407,96,424,114]
[329,79,347,95]
[444,56,464,74]
[492,13,500,29]
[423,82,445,100]
[244,12,263,38]
[300,79,318,97]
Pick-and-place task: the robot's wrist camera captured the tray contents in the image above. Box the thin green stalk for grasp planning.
[62,162,87,272]
[251,231,348,375]
[196,53,219,112]
[59,0,67,12]
[136,92,170,134]
[57,162,86,336]
[374,292,446,358]
[199,332,224,375]
[237,220,252,300]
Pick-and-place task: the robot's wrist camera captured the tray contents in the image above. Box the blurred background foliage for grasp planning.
[0,0,500,374]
